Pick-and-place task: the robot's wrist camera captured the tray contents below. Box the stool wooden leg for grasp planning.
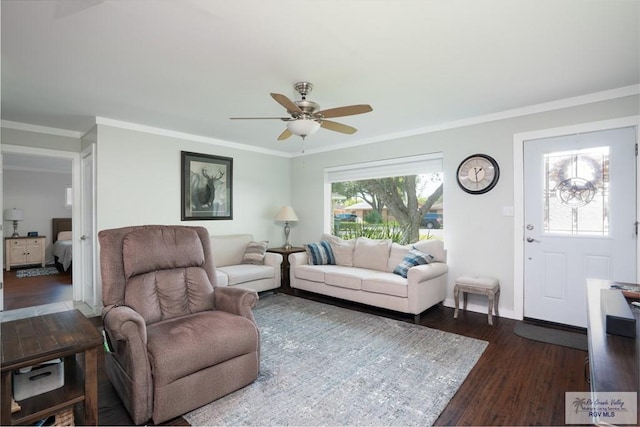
[487,293,494,326]
[463,292,468,311]
[494,289,500,317]
[453,286,460,319]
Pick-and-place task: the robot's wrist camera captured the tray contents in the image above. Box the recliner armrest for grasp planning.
[214,286,258,320]
[102,304,148,345]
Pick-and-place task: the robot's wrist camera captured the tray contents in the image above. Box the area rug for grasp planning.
[15,266,60,278]
[184,293,488,426]
[514,322,588,351]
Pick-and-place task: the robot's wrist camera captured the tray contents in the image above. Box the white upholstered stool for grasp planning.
[454,275,500,325]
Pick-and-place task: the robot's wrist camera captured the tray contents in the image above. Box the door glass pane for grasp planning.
[544,146,609,235]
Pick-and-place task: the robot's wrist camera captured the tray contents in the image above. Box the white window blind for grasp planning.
[325,153,443,182]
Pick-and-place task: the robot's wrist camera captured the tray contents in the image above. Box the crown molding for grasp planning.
[95,117,291,158]
[0,120,83,138]
[293,84,640,157]
[2,84,637,158]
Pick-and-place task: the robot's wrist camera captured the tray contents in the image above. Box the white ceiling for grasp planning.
[1,0,639,155]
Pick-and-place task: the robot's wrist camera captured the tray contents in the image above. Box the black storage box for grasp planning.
[601,289,636,338]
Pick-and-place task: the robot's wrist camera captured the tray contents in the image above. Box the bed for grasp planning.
[52,218,72,272]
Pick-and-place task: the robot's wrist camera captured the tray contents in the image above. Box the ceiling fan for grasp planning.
[230,82,373,140]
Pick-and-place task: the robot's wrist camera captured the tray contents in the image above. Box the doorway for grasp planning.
[513,116,640,325]
[1,146,81,313]
[523,128,636,327]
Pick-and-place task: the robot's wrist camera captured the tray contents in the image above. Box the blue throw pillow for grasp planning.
[305,241,336,265]
[393,248,434,278]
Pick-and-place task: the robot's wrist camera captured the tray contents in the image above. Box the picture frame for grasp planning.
[181,151,233,221]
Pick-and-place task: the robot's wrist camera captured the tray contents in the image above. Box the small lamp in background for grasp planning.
[274,206,299,249]
[4,208,24,238]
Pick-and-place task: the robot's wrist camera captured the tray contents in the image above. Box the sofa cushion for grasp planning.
[393,248,434,278]
[294,264,335,282]
[353,237,391,271]
[218,264,274,286]
[386,243,411,272]
[305,241,335,265]
[324,267,373,290]
[322,234,355,267]
[413,239,446,263]
[210,234,252,267]
[362,272,408,297]
[216,270,229,286]
[241,241,268,265]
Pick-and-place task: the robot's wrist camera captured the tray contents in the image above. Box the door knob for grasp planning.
[526,237,540,243]
[80,235,88,241]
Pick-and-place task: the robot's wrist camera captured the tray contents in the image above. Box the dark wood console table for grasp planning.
[586,279,639,421]
[1,309,103,426]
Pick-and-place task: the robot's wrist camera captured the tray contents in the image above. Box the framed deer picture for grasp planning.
[181,151,233,220]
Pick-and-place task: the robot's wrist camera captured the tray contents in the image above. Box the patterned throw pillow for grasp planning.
[242,241,269,265]
[305,241,336,265]
[393,248,434,278]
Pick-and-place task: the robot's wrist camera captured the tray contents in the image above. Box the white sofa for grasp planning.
[210,234,282,292]
[290,235,448,321]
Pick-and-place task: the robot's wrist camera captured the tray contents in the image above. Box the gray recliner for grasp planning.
[99,225,260,425]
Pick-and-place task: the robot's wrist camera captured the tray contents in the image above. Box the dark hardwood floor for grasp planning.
[94,290,589,426]
[3,266,72,310]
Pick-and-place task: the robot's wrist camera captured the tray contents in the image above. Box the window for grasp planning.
[325,153,443,244]
[544,146,609,235]
[65,187,73,207]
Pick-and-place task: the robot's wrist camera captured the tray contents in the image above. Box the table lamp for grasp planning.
[274,206,299,249]
[4,208,24,237]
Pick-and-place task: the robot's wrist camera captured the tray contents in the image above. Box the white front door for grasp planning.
[524,127,637,328]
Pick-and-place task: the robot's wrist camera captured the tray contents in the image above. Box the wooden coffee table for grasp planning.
[1,309,103,426]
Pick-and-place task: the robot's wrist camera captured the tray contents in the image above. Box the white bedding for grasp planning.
[52,239,72,271]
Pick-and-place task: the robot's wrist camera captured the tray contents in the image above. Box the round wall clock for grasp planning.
[456,154,500,194]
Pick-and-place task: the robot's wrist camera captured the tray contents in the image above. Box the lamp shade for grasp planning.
[287,119,321,137]
[4,208,24,221]
[275,206,299,222]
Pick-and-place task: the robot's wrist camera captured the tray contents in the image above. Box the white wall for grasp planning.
[291,95,640,319]
[95,124,292,244]
[3,169,73,264]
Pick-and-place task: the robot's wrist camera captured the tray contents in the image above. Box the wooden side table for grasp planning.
[1,309,103,426]
[267,246,305,291]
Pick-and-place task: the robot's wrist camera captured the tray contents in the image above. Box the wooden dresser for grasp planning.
[5,236,46,271]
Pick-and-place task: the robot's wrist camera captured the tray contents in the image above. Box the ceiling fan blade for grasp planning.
[317,104,372,119]
[277,129,292,140]
[230,117,289,120]
[271,93,302,114]
[321,120,357,134]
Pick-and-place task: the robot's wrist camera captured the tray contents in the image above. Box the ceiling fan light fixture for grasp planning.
[287,119,320,139]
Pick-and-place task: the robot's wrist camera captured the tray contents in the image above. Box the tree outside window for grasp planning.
[332,172,443,244]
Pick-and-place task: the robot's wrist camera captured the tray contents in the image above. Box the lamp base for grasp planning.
[11,221,19,238]
[282,222,292,250]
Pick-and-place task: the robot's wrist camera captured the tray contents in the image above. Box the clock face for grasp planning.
[457,154,500,194]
